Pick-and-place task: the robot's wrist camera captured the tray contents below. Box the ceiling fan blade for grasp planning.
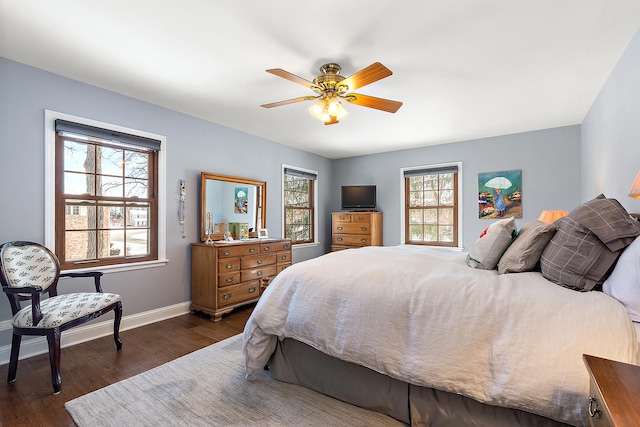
[336,62,393,92]
[266,69,315,88]
[344,93,403,113]
[261,96,317,108]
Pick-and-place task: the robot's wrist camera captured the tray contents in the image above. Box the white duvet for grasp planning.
[243,245,639,426]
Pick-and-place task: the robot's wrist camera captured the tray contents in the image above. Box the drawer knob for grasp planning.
[257,259,263,264]
[257,270,263,276]
[337,226,343,230]
[358,216,364,220]
[337,237,343,241]
[588,397,601,418]
[249,248,256,253]
[226,277,233,283]
[281,255,287,260]
[224,250,231,256]
[284,244,290,249]
[361,238,367,243]
[225,263,233,269]
[222,293,232,300]
[264,246,270,251]
[361,227,367,231]
[248,286,257,294]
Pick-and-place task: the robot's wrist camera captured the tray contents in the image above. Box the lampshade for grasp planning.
[538,210,568,224]
[308,94,348,125]
[628,171,640,199]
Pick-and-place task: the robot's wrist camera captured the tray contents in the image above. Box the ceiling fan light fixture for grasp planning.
[309,97,326,116]
[309,97,329,121]
[308,93,348,124]
[263,62,401,122]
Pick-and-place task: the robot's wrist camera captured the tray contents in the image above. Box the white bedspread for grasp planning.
[243,245,639,426]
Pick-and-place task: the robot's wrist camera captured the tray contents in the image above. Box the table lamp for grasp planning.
[538,210,568,224]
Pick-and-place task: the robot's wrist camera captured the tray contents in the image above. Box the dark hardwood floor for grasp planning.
[0,306,253,427]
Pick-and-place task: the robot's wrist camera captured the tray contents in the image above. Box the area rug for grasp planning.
[65,334,404,426]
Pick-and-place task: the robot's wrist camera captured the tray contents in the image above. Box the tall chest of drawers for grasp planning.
[191,239,292,321]
[331,211,383,251]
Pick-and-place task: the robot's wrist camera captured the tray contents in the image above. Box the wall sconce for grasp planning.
[538,210,568,224]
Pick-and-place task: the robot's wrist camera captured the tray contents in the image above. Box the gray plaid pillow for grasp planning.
[540,195,640,291]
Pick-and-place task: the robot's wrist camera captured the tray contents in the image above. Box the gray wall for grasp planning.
[582,27,640,214]
[0,57,333,345]
[3,19,640,348]
[333,126,582,248]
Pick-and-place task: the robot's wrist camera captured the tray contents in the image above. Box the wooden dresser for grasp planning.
[191,238,292,321]
[331,211,382,251]
[583,354,640,427]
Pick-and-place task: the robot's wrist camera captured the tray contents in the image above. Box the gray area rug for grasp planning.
[65,334,404,426]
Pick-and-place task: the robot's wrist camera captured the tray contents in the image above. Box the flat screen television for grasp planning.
[341,185,377,211]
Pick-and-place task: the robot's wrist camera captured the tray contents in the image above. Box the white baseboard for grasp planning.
[0,301,192,365]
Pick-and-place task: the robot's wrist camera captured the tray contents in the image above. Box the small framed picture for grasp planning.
[258,228,269,239]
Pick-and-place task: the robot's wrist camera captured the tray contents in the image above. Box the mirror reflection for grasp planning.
[200,172,266,241]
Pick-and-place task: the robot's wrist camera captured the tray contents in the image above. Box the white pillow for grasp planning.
[603,235,640,322]
[466,217,516,270]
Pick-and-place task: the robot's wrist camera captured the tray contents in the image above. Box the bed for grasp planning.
[243,196,640,427]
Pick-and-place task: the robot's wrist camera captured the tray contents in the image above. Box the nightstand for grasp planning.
[583,354,640,426]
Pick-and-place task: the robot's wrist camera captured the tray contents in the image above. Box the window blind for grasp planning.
[403,165,458,178]
[284,167,317,180]
[55,119,161,151]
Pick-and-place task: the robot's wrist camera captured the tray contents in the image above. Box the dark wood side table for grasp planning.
[583,354,640,427]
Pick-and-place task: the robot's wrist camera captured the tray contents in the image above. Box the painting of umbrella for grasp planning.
[478,170,522,219]
[234,187,248,214]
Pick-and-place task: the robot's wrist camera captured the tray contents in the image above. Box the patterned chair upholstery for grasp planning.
[0,241,123,394]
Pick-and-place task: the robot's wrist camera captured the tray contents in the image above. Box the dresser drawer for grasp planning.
[241,265,277,282]
[333,234,372,247]
[218,258,240,273]
[218,271,240,287]
[260,241,291,252]
[217,281,260,307]
[276,251,291,263]
[332,212,352,222]
[217,244,259,258]
[351,213,371,223]
[276,261,292,272]
[588,380,614,427]
[241,253,276,269]
[333,222,371,234]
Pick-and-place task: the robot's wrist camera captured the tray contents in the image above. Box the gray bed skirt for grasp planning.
[268,338,573,427]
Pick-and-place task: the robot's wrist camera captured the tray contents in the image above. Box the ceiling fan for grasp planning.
[260,62,403,125]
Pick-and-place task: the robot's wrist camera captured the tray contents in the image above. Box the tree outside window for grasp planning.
[283,167,316,244]
[404,166,459,247]
[55,120,159,269]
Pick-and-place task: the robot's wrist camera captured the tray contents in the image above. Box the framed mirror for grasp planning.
[200,172,267,241]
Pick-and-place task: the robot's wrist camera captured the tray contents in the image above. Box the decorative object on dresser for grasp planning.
[583,354,640,427]
[191,239,291,322]
[331,211,382,251]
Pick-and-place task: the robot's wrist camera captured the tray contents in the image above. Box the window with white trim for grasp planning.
[404,164,459,247]
[45,111,166,271]
[283,166,317,244]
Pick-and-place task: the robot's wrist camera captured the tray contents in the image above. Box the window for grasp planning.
[283,166,317,244]
[404,164,460,247]
[46,113,166,271]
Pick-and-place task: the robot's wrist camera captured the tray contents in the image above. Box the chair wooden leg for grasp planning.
[7,333,21,383]
[113,301,123,351]
[46,328,62,394]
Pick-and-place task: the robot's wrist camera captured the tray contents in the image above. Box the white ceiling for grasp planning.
[2,1,640,159]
